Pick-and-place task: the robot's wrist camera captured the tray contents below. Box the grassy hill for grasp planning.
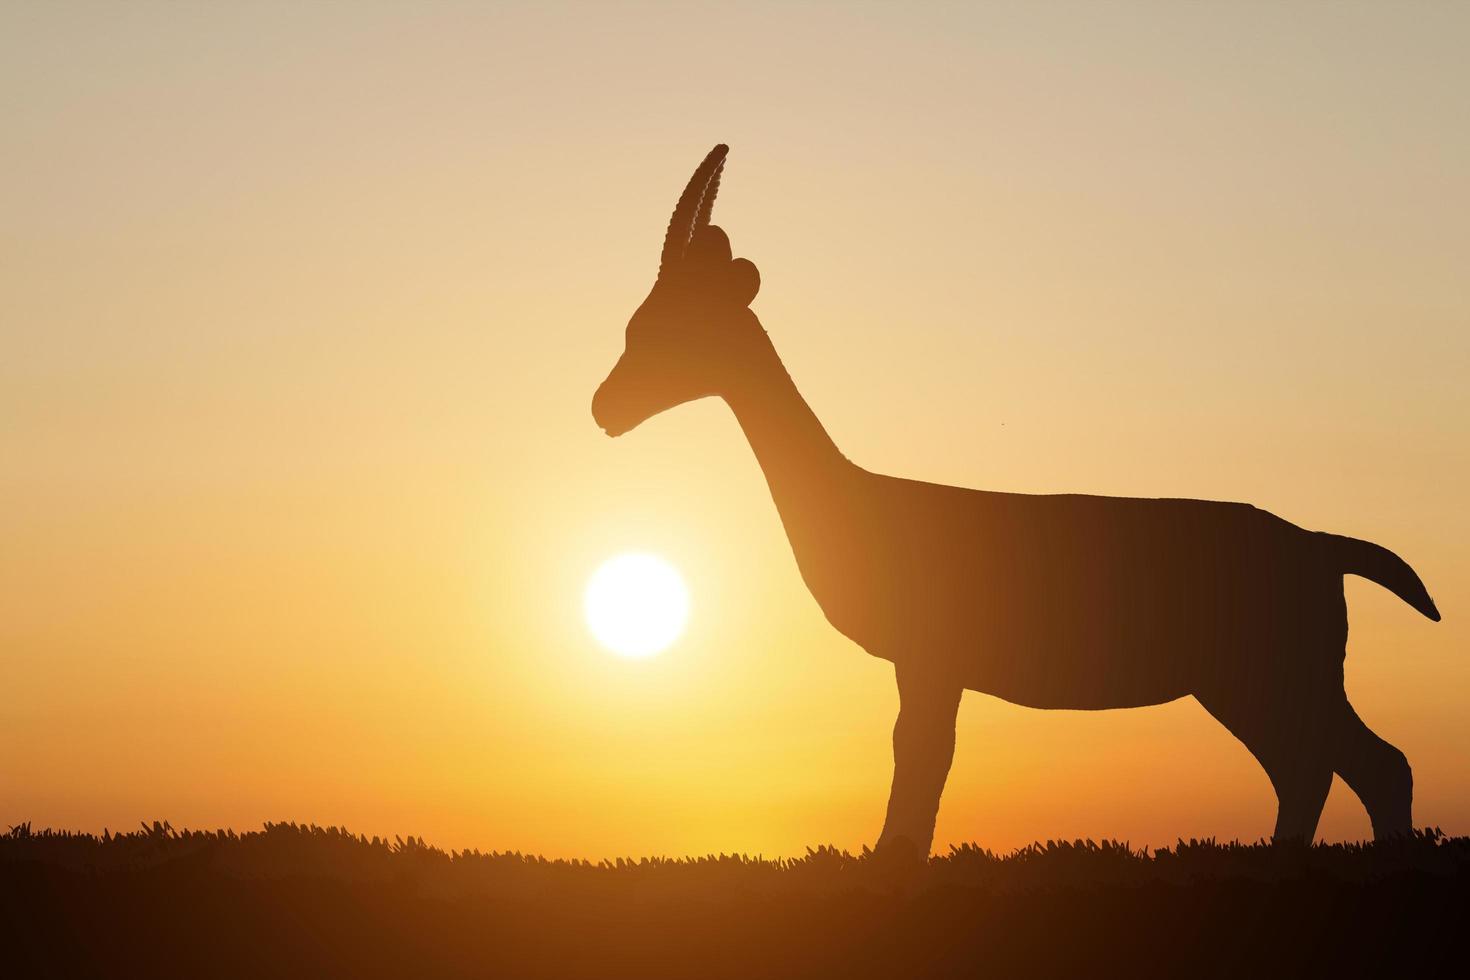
[3,822,1465,977]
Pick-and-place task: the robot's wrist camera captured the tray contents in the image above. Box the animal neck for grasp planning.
[721,329,855,526]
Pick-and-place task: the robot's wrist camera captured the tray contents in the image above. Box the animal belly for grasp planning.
[802,519,1255,709]
[945,591,1207,710]
[961,644,1193,710]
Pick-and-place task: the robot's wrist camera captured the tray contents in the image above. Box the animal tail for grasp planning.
[1321,533,1441,622]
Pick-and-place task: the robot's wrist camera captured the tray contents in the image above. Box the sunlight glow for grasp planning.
[584,553,690,658]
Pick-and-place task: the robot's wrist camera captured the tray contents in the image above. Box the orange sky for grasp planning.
[3,1,1467,857]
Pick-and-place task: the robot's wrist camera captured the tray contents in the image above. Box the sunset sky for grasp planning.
[4,2,1467,857]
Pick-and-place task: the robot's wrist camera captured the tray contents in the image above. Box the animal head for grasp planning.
[593,144,762,437]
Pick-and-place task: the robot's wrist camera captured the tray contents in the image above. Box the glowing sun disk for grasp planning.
[584,553,690,658]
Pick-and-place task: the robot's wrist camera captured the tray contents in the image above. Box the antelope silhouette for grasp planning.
[592,145,1442,857]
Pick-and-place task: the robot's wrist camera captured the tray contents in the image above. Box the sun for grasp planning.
[584,553,690,658]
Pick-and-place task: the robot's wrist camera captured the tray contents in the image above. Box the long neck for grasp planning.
[721,330,855,529]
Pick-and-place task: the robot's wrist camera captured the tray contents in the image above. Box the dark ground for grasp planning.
[2,822,1466,978]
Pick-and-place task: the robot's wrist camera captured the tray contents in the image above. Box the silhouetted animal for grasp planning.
[592,145,1442,857]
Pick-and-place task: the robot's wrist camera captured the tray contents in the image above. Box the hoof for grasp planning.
[874,835,923,863]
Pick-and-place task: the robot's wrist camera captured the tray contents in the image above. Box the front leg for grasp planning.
[876,661,963,858]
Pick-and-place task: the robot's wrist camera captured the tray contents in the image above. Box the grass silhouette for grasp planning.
[3,822,1465,977]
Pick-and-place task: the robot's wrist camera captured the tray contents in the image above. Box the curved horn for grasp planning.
[657,144,728,282]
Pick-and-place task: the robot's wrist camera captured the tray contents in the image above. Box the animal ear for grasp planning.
[658,144,728,283]
[724,257,760,308]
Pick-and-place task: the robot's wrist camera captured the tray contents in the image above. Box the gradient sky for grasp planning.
[3,1,1467,857]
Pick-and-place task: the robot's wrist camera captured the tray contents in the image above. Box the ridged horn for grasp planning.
[657,144,728,282]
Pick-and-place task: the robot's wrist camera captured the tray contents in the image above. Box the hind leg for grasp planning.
[1330,697,1412,840]
[1197,687,1335,843]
